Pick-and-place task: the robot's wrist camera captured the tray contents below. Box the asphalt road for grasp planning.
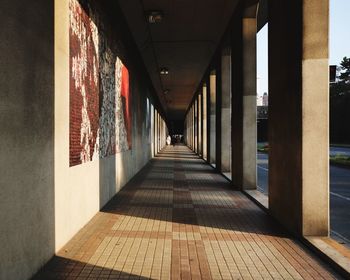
[330,146,350,157]
[257,147,350,247]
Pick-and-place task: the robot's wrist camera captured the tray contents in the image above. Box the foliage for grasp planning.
[330,57,350,97]
[257,143,269,153]
[330,154,350,167]
[330,57,350,144]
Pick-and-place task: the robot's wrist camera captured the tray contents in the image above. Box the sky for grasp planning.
[256,0,350,96]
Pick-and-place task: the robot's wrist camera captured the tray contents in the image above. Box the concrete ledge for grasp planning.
[222,172,232,182]
[303,237,350,279]
[243,189,350,278]
[244,189,269,209]
[202,153,349,278]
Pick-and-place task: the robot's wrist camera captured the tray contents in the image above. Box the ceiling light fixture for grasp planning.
[160,67,169,75]
[146,11,163,24]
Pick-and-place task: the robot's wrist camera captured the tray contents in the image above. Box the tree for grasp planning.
[330,57,350,97]
[330,57,350,144]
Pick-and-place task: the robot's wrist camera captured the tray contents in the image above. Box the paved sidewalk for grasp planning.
[34,145,341,279]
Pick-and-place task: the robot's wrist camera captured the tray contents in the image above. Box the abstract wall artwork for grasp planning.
[69,0,132,166]
[115,57,132,153]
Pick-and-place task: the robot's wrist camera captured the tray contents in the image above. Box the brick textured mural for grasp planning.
[69,0,99,166]
[69,0,132,166]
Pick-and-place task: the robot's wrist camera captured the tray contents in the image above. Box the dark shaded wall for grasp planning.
[257,119,268,142]
[330,94,350,144]
[0,1,55,279]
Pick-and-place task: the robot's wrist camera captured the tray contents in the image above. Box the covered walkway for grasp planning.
[35,145,339,280]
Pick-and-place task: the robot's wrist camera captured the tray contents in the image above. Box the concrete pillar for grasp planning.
[231,7,244,187]
[156,112,158,153]
[189,107,191,149]
[206,77,211,162]
[162,118,164,149]
[202,85,208,160]
[154,109,157,154]
[160,118,163,149]
[151,105,155,157]
[157,112,160,152]
[242,15,257,189]
[209,72,216,164]
[193,102,196,152]
[190,107,193,149]
[194,99,198,153]
[198,94,202,156]
[221,45,232,172]
[189,111,191,148]
[268,0,329,236]
[216,59,222,171]
[186,115,188,146]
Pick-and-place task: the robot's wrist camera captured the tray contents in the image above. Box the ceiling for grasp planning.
[118,0,240,120]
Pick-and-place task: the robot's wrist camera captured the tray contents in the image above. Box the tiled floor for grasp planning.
[34,145,341,279]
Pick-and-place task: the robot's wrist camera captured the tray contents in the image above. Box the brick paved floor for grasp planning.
[34,145,341,279]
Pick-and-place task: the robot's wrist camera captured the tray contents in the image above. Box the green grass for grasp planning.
[257,144,269,153]
[330,154,350,167]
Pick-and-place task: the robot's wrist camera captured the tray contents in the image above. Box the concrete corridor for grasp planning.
[34,145,340,280]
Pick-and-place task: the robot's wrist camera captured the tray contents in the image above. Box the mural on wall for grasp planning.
[69,0,132,166]
[115,57,132,153]
[69,0,99,166]
[98,46,116,158]
[146,98,152,144]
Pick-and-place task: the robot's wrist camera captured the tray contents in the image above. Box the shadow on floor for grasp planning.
[32,256,154,280]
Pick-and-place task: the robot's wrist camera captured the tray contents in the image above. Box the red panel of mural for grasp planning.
[115,58,132,152]
[121,64,132,149]
[69,0,99,166]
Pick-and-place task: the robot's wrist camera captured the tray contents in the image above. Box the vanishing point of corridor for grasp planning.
[34,146,339,280]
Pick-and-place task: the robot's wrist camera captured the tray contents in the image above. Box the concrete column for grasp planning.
[189,111,191,148]
[160,118,163,149]
[190,107,193,149]
[206,76,211,162]
[195,99,198,153]
[221,45,232,172]
[268,0,329,236]
[158,112,160,152]
[186,115,188,146]
[202,85,208,160]
[151,105,155,157]
[157,113,160,152]
[198,94,202,156]
[192,104,195,151]
[188,108,192,149]
[216,59,222,172]
[209,72,216,164]
[154,110,157,154]
[231,8,244,188]
[242,16,257,189]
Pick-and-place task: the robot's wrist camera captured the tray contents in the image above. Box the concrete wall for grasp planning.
[55,0,156,251]
[0,1,55,279]
[0,1,162,279]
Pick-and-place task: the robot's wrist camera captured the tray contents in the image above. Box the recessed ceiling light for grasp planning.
[146,11,163,24]
[160,67,169,75]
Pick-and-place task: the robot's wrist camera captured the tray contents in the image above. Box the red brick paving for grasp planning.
[34,145,341,279]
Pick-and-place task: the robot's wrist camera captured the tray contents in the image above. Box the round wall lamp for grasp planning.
[160,67,169,75]
[146,11,163,24]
